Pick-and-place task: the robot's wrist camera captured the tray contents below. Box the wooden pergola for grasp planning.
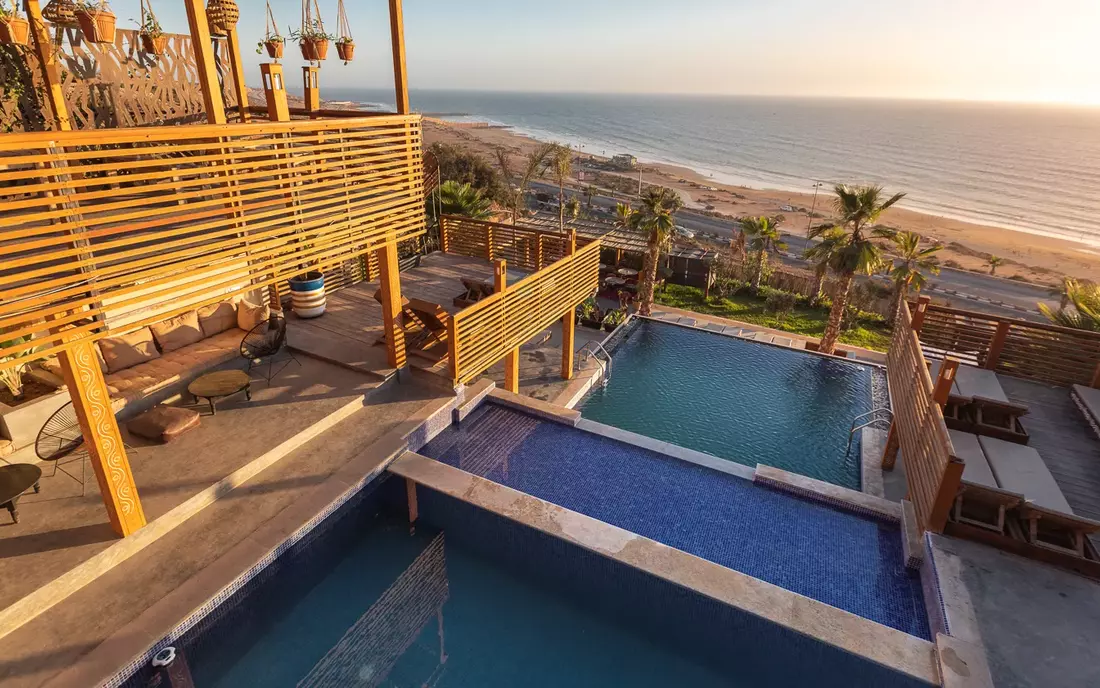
[10,0,417,538]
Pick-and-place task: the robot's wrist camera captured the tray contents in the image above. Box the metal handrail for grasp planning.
[579,340,613,387]
[845,407,893,454]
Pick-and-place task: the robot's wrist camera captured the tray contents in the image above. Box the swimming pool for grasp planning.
[420,402,930,639]
[578,319,876,489]
[116,476,932,688]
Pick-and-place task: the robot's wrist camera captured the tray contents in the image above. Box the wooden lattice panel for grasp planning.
[0,116,426,369]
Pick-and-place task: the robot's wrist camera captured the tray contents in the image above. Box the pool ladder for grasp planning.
[845,408,893,455]
[579,341,613,387]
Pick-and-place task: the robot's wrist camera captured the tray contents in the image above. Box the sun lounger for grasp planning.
[1072,385,1100,435]
[949,430,997,489]
[954,365,1010,404]
[979,436,1073,515]
[971,398,1030,444]
[931,361,1028,441]
[772,336,793,348]
[950,429,1018,533]
[1016,503,1100,557]
[454,278,495,309]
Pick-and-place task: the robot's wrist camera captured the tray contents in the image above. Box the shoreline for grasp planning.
[423,118,1100,285]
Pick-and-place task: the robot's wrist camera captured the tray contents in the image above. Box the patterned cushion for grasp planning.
[197,300,238,338]
[237,301,270,332]
[99,327,160,374]
[150,311,204,353]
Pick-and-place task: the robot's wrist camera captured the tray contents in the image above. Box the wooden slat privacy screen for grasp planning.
[887,302,961,533]
[450,241,600,385]
[440,215,594,273]
[0,116,425,370]
[916,303,1100,387]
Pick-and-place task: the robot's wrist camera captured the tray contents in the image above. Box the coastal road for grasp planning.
[530,181,1059,320]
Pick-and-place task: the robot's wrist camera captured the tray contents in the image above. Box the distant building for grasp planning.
[611,154,638,170]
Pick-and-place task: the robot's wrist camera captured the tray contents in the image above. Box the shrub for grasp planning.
[764,291,798,323]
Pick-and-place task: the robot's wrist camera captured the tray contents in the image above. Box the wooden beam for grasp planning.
[933,358,959,407]
[561,230,577,381]
[184,0,227,125]
[880,421,900,470]
[224,27,251,123]
[496,260,520,393]
[985,321,1011,370]
[377,244,407,369]
[302,66,320,118]
[388,0,410,114]
[56,340,146,537]
[25,0,71,131]
[928,458,964,533]
[911,295,931,333]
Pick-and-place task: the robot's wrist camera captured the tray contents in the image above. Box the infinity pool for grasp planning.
[578,319,875,489]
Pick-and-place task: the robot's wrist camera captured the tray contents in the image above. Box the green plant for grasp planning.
[602,308,626,328]
[887,231,941,323]
[336,35,353,45]
[550,144,573,233]
[739,215,787,293]
[76,1,112,12]
[576,298,599,321]
[807,184,905,355]
[0,335,34,399]
[495,143,554,225]
[0,1,22,20]
[256,35,284,54]
[1039,279,1100,331]
[437,180,492,220]
[987,255,1005,275]
[764,290,798,324]
[625,187,683,316]
[133,14,161,37]
[290,19,334,41]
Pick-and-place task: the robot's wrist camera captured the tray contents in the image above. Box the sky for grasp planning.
[108,0,1100,105]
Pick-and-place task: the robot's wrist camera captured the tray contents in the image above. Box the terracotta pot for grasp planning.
[299,37,329,62]
[0,17,29,46]
[336,41,354,62]
[139,32,167,55]
[75,9,116,44]
[264,39,284,59]
[42,0,78,27]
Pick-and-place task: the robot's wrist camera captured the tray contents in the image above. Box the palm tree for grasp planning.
[739,216,787,292]
[1050,276,1076,310]
[495,143,554,225]
[888,231,942,323]
[438,180,493,220]
[809,184,905,355]
[583,185,597,212]
[1039,279,1100,331]
[630,187,683,316]
[550,144,573,233]
[804,226,846,306]
[987,255,1005,276]
[564,197,581,223]
[612,202,635,230]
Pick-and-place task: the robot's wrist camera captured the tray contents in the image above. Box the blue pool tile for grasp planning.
[421,403,931,640]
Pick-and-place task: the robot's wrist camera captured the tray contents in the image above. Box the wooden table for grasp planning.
[187,370,252,415]
[0,464,42,524]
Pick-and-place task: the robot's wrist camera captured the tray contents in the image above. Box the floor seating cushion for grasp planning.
[103,328,247,404]
[979,435,1073,515]
[127,405,201,443]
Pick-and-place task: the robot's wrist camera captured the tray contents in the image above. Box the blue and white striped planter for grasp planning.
[288,271,326,318]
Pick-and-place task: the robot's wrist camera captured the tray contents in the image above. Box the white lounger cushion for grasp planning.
[949,430,998,489]
[1073,385,1100,426]
[979,436,1073,515]
[954,365,1010,403]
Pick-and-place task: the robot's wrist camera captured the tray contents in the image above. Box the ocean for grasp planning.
[326,89,1100,249]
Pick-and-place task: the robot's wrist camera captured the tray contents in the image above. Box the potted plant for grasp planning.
[577,298,602,330]
[135,1,166,55]
[602,308,626,333]
[335,0,353,62]
[0,2,29,46]
[288,271,326,318]
[256,2,283,58]
[292,20,330,61]
[75,1,116,44]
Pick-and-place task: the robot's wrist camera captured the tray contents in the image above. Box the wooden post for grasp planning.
[302,66,320,118]
[933,358,959,407]
[224,26,251,123]
[406,478,418,523]
[985,321,1011,371]
[495,260,519,393]
[25,0,70,130]
[56,340,146,537]
[536,235,544,269]
[260,64,291,122]
[928,458,965,533]
[377,244,407,370]
[880,422,900,470]
[448,316,461,386]
[485,223,494,261]
[911,295,931,334]
[561,230,577,381]
[184,0,227,124]
[388,0,410,115]
[439,216,450,254]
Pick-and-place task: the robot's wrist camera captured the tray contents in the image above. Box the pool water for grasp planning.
[578,320,874,489]
[168,503,735,687]
[421,403,930,639]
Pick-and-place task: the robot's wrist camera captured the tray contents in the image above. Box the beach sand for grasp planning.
[423,119,1100,285]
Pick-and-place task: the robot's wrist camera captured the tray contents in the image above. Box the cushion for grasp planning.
[237,301,270,332]
[98,327,160,374]
[197,300,238,338]
[150,311,204,354]
[127,405,201,443]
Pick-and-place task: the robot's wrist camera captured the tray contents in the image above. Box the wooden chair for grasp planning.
[454,278,495,309]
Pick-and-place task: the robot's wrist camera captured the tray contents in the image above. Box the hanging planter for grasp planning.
[0,3,29,46]
[335,0,353,63]
[205,0,238,37]
[43,0,79,27]
[136,0,166,55]
[292,0,331,63]
[75,2,117,44]
[255,2,284,59]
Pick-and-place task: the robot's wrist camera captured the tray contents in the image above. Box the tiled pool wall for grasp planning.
[406,483,937,688]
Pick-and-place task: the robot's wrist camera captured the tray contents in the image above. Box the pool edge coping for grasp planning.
[391,451,941,686]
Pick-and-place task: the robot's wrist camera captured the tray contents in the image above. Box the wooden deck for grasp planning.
[287,252,527,377]
[999,374,1100,522]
